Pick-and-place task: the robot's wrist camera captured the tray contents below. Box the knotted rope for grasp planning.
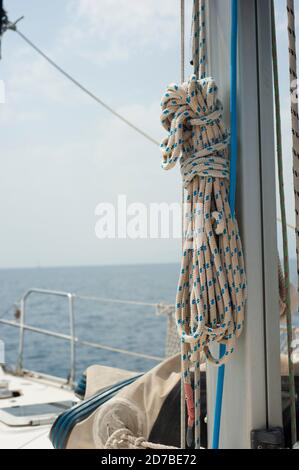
[160,0,247,448]
[161,73,246,367]
[104,428,177,450]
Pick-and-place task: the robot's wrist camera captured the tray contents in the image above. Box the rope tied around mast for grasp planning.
[160,75,230,187]
[160,73,246,370]
[160,0,247,448]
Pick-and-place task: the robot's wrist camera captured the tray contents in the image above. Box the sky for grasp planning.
[0,0,297,269]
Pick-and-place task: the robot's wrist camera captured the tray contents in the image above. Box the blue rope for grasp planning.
[212,0,238,449]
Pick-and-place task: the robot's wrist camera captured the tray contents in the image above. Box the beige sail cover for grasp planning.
[66,354,181,449]
[83,364,137,399]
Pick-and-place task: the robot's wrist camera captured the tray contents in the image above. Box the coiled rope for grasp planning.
[160,0,247,449]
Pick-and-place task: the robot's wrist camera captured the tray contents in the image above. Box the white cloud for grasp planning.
[61,0,178,65]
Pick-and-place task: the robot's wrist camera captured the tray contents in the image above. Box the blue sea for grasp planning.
[0,264,179,380]
[0,261,298,381]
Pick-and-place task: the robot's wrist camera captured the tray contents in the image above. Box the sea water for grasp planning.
[0,261,298,381]
[0,263,178,379]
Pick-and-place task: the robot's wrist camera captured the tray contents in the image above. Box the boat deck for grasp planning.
[0,367,77,449]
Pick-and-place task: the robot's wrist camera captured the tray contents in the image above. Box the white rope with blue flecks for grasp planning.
[160,0,247,449]
[161,73,246,362]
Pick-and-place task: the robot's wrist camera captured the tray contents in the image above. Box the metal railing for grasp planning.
[1,288,297,388]
[0,288,167,386]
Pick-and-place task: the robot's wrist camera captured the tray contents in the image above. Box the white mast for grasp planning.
[206,0,282,449]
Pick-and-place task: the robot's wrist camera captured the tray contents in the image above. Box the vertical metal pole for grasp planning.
[16,296,25,374]
[257,0,283,431]
[68,294,76,386]
[207,0,282,448]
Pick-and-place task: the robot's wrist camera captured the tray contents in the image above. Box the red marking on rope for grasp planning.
[184,383,195,427]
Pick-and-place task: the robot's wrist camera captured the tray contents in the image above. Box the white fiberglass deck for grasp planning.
[0,367,76,449]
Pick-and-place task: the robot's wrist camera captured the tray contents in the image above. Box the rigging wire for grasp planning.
[3,22,159,146]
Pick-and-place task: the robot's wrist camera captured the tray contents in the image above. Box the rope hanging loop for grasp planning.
[160,74,247,382]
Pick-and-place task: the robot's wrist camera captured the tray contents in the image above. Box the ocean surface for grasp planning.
[0,261,298,381]
[0,264,179,380]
